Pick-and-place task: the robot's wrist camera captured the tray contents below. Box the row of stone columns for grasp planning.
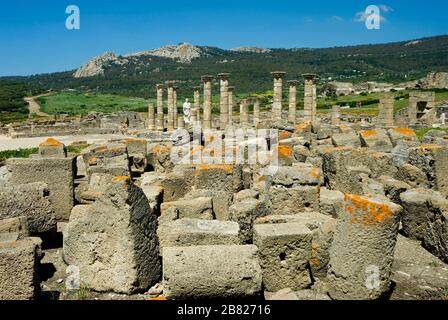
[149,71,319,131]
[269,72,317,124]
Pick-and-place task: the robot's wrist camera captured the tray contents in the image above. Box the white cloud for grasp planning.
[330,15,344,22]
[355,10,387,23]
[379,5,394,13]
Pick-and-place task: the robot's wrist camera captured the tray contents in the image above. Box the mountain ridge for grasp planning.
[3,35,447,98]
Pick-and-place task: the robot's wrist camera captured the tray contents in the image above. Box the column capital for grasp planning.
[173,86,179,91]
[228,86,235,92]
[271,71,286,79]
[218,73,231,80]
[302,73,317,80]
[201,75,214,82]
[193,86,201,91]
[166,81,175,88]
[287,80,298,86]
[156,84,164,90]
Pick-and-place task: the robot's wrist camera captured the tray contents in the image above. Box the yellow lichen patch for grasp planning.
[294,121,312,132]
[322,146,353,154]
[87,157,98,166]
[419,144,442,151]
[195,164,233,173]
[310,241,320,266]
[39,138,63,147]
[308,167,320,179]
[125,138,147,144]
[279,130,292,140]
[360,129,378,139]
[190,145,204,155]
[275,145,293,158]
[344,194,398,225]
[152,144,171,154]
[391,128,416,137]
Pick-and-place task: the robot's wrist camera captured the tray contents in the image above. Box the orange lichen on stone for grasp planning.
[39,138,63,147]
[344,194,398,225]
[111,176,131,183]
[279,130,293,140]
[276,145,293,158]
[152,144,171,154]
[295,121,312,132]
[391,128,416,137]
[360,129,378,139]
[145,296,169,301]
[195,164,233,173]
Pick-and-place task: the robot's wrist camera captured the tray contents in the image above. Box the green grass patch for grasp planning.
[39,92,154,116]
[0,148,38,162]
[415,128,448,141]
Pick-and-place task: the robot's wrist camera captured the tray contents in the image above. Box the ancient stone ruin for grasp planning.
[1,72,448,301]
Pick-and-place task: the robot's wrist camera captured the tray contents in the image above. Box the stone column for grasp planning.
[378,93,395,127]
[193,86,201,124]
[287,80,298,123]
[177,116,185,129]
[166,81,175,131]
[331,105,341,126]
[303,74,317,122]
[173,86,178,129]
[218,73,230,130]
[408,94,418,126]
[271,71,286,120]
[228,86,235,127]
[202,76,214,130]
[148,103,156,130]
[240,99,249,129]
[253,98,260,127]
[156,84,164,131]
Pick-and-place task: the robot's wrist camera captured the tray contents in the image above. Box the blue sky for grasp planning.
[0,0,446,76]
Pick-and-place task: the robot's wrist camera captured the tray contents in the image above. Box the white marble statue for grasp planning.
[183,98,191,124]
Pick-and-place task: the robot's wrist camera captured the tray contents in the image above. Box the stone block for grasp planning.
[359,129,393,152]
[7,157,76,221]
[38,138,67,158]
[160,197,214,222]
[388,128,418,146]
[253,223,312,291]
[0,237,42,300]
[157,218,240,254]
[63,177,161,294]
[319,187,344,217]
[327,194,402,300]
[163,245,262,299]
[229,198,270,244]
[400,188,448,262]
[331,133,361,148]
[409,144,448,197]
[0,182,56,233]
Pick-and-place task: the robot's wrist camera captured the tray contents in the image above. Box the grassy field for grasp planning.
[14,89,448,119]
[38,92,155,116]
[0,144,89,163]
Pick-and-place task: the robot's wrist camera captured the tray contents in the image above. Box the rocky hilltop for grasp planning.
[73,52,123,78]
